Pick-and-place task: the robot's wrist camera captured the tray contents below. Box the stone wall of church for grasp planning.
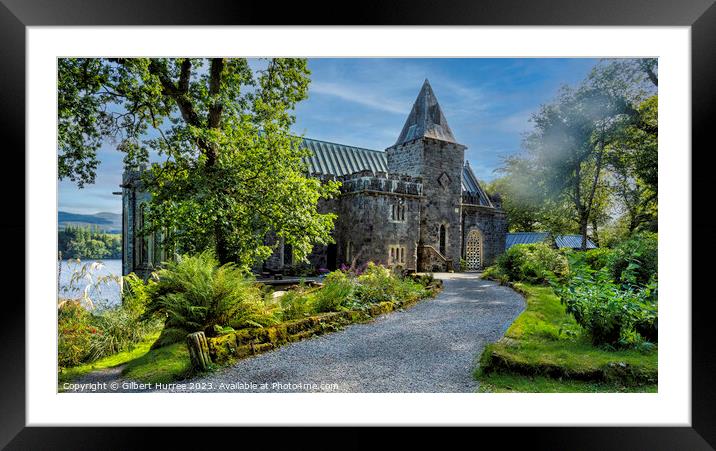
[386,141,424,177]
[263,173,424,273]
[461,206,508,268]
[388,137,465,271]
[331,191,421,271]
[330,172,423,271]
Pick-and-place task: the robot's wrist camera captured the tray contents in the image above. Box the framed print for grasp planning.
[3,0,714,448]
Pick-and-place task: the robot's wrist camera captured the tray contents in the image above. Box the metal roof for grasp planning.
[301,137,492,205]
[394,79,457,146]
[505,232,598,250]
[555,235,597,249]
[302,137,388,176]
[461,162,493,206]
[505,232,550,249]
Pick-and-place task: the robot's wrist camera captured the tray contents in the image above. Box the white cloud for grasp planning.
[309,81,407,115]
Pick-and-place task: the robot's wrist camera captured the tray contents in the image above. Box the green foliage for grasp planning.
[313,270,357,312]
[494,59,658,244]
[87,307,161,361]
[354,263,428,305]
[57,300,96,367]
[488,243,569,284]
[58,58,339,269]
[475,283,657,392]
[278,285,317,320]
[459,258,467,272]
[58,293,160,368]
[482,265,510,285]
[143,251,280,342]
[478,373,657,393]
[58,331,161,385]
[607,232,658,287]
[411,273,436,289]
[58,225,121,259]
[58,260,156,369]
[122,272,155,316]
[57,58,111,187]
[554,266,657,346]
[567,247,614,271]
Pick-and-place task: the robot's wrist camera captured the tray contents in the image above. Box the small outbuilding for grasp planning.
[505,232,597,251]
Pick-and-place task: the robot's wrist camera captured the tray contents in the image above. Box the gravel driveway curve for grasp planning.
[156,273,525,393]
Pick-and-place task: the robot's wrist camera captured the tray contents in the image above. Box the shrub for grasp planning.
[583,248,613,271]
[355,263,395,303]
[122,272,155,316]
[313,270,356,312]
[278,286,317,320]
[57,300,95,368]
[482,264,509,284]
[354,262,427,304]
[144,251,280,342]
[607,232,657,287]
[491,243,569,284]
[555,267,657,346]
[459,258,467,272]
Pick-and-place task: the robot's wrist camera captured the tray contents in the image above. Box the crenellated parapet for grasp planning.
[337,171,423,197]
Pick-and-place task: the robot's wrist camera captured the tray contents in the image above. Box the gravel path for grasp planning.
[64,273,525,393]
[166,273,524,393]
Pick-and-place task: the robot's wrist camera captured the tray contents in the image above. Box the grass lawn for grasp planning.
[58,331,162,384]
[478,373,657,393]
[58,330,194,387]
[475,283,657,392]
[122,341,192,384]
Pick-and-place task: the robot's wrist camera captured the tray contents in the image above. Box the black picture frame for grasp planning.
[2,0,713,448]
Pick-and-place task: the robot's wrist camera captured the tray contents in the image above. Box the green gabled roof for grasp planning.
[302,137,388,176]
[301,137,491,205]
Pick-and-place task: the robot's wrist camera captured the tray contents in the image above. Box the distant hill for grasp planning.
[58,211,122,234]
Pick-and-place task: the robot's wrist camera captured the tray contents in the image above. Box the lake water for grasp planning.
[58,259,123,308]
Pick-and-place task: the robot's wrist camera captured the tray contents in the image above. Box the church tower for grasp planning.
[386,80,466,271]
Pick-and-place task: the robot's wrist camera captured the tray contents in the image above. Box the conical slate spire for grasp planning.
[394,79,457,146]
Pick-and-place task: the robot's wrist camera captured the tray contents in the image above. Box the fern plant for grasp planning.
[143,251,280,343]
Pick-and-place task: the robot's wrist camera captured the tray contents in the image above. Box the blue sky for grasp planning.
[58,58,599,214]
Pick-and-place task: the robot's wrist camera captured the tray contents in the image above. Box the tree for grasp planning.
[58,58,339,268]
[604,96,657,233]
[522,82,629,249]
[487,160,576,234]
[486,163,542,232]
[494,58,657,248]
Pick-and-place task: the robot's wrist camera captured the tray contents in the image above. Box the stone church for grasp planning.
[122,80,507,276]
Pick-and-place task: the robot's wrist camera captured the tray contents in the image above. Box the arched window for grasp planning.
[439,225,447,256]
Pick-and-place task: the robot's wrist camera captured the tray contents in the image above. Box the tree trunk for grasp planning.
[214,222,230,265]
[591,218,600,247]
[579,215,589,251]
[186,331,211,371]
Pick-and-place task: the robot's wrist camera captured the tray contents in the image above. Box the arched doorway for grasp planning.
[465,228,483,270]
